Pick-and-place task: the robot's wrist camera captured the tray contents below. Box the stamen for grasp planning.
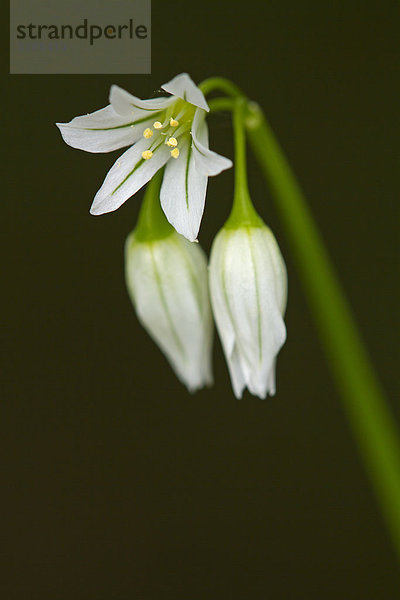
[153,121,163,129]
[170,148,180,159]
[166,137,178,147]
[170,118,179,127]
[141,150,153,160]
[143,128,153,139]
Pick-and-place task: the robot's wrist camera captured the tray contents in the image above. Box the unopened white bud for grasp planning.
[125,230,214,392]
[209,225,287,399]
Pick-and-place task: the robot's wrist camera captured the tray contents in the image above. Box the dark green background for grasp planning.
[4,1,400,598]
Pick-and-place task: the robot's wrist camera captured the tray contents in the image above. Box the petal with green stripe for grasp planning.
[90,136,170,215]
[56,105,155,153]
[160,136,207,242]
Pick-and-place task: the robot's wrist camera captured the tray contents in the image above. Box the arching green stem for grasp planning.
[199,77,243,98]
[208,97,236,114]
[246,101,400,563]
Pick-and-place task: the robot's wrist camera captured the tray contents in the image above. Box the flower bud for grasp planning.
[125,229,213,392]
[209,224,287,398]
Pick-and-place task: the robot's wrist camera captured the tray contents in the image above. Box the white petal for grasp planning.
[192,109,233,175]
[125,233,213,391]
[56,105,154,153]
[257,227,288,314]
[161,73,209,112]
[109,84,174,115]
[265,359,277,397]
[90,136,170,215]
[208,231,236,356]
[215,230,262,378]
[160,137,207,242]
[226,344,247,399]
[209,231,246,399]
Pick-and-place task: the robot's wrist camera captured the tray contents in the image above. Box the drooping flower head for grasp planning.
[57,73,232,241]
[58,75,288,398]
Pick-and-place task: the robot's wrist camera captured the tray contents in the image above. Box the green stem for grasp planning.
[226,99,262,229]
[134,168,173,242]
[208,97,236,113]
[244,101,400,562]
[199,76,243,98]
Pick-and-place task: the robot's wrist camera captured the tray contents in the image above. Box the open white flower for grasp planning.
[125,228,214,392]
[209,224,287,399]
[57,73,232,241]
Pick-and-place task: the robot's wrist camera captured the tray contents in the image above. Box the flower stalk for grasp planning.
[243,101,400,560]
[226,98,262,229]
[134,169,173,242]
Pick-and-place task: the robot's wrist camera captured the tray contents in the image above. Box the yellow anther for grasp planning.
[153,121,163,129]
[143,128,153,139]
[166,137,178,147]
[170,118,179,127]
[170,148,180,159]
[141,150,153,160]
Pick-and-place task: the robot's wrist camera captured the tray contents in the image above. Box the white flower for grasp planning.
[57,73,232,242]
[125,228,213,392]
[209,224,287,399]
